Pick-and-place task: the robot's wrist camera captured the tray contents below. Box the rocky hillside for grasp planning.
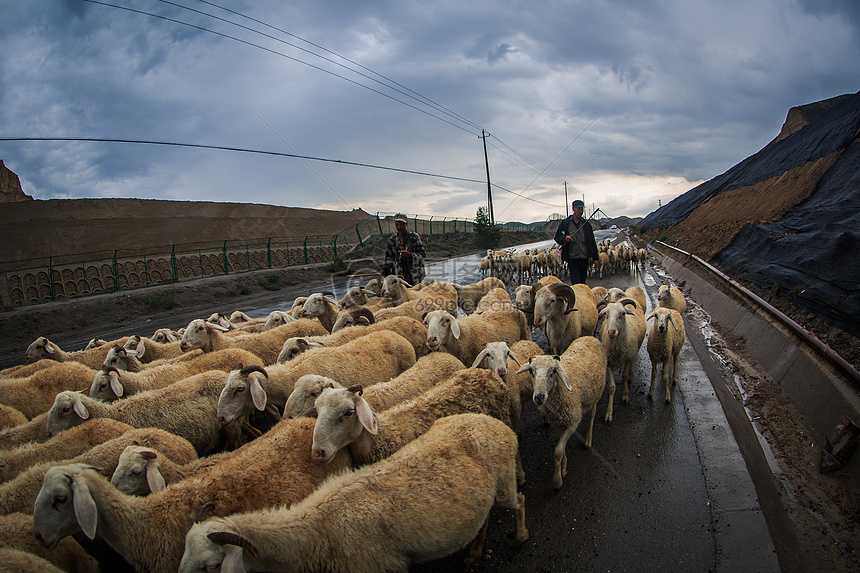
[0,160,31,203]
[640,92,860,339]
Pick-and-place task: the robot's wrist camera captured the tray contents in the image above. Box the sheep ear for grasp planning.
[45,343,56,356]
[646,311,656,321]
[471,348,489,368]
[354,396,377,435]
[556,366,574,392]
[221,544,247,573]
[108,371,124,397]
[207,322,230,333]
[669,313,680,331]
[249,375,267,411]
[132,338,146,358]
[145,462,166,493]
[515,363,531,374]
[507,350,522,366]
[450,317,461,339]
[73,397,90,420]
[72,476,98,540]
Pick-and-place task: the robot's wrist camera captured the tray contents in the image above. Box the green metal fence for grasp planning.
[0,212,545,306]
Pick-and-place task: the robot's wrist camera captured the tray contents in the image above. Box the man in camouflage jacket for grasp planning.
[382,213,426,285]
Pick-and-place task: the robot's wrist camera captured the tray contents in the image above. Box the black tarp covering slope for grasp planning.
[640,92,860,337]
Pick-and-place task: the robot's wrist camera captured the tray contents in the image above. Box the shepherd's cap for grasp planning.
[394,213,408,223]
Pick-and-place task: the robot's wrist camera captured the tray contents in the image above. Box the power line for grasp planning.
[0,136,566,208]
[83,0,479,136]
[193,0,484,133]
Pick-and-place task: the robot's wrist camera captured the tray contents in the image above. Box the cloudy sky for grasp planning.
[1,0,858,223]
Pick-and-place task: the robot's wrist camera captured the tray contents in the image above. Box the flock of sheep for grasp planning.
[0,239,689,573]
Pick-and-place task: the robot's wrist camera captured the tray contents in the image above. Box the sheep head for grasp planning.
[312,385,377,464]
[472,341,520,378]
[110,445,166,496]
[46,391,90,437]
[179,519,257,573]
[284,374,342,419]
[277,337,325,363]
[423,309,460,351]
[34,464,103,547]
[533,283,577,327]
[90,367,125,402]
[181,319,228,353]
[218,365,269,425]
[264,310,294,330]
[520,355,573,406]
[25,336,59,362]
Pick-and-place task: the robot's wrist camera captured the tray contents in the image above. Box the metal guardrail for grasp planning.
[0,213,549,307]
[652,240,860,387]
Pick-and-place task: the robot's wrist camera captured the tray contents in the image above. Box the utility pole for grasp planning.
[481,130,494,225]
[564,181,569,217]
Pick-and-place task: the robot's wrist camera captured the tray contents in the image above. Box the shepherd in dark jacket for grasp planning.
[554,199,599,284]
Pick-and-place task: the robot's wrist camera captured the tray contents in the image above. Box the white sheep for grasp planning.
[657,284,687,314]
[453,276,506,313]
[382,275,458,313]
[283,352,466,418]
[311,368,519,472]
[471,339,543,433]
[337,285,378,309]
[32,417,352,573]
[0,426,197,516]
[180,413,528,573]
[277,316,428,363]
[111,445,175,496]
[179,318,328,365]
[596,299,647,423]
[604,285,648,315]
[0,418,133,484]
[423,308,529,366]
[89,347,264,402]
[473,286,516,315]
[262,310,295,330]
[646,307,686,403]
[151,328,180,344]
[515,336,607,488]
[0,361,97,420]
[46,370,236,455]
[531,283,589,355]
[637,247,648,270]
[330,306,376,332]
[299,291,342,331]
[513,276,562,324]
[23,336,129,370]
[217,330,417,424]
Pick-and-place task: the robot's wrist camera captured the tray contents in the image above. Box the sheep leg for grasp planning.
[662,358,672,403]
[582,404,597,448]
[604,369,616,423]
[514,492,529,542]
[621,360,633,403]
[516,449,526,487]
[464,514,490,569]
[553,426,574,489]
[647,357,658,400]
